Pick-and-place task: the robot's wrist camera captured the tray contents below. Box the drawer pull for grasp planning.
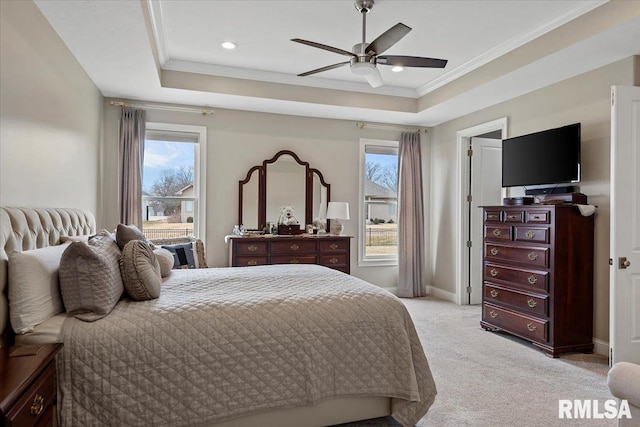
[528,252,538,261]
[489,310,498,319]
[528,275,538,285]
[248,245,258,252]
[488,214,499,220]
[247,260,257,266]
[527,299,537,308]
[507,215,519,220]
[290,244,299,251]
[490,268,499,277]
[329,257,338,264]
[490,247,499,256]
[30,394,44,416]
[527,323,537,332]
[329,243,338,250]
[290,259,299,264]
[490,289,499,298]
[492,229,502,237]
[525,230,535,239]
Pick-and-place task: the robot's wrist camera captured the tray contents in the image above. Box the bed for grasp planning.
[0,207,437,427]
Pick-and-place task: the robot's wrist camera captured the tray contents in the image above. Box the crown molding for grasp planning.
[415,0,608,97]
[147,0,169,65]
[163,59,418,98]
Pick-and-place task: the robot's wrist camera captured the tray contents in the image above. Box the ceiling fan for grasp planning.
[291,0,448,88]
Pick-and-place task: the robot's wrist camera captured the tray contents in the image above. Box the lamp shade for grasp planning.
[326,202,350,220]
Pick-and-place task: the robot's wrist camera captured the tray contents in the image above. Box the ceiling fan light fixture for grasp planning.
[221,41,237,50]
[391,66,404,72]
[351,62,376,76]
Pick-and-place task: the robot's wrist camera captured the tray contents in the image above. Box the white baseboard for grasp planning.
[593,338,609,357]
[426,286,456,303]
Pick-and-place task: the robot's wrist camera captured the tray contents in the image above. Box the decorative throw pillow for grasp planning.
[153,248,174,278]
[115,223,147,250]
[193,239,208,268]
[120,241,161,301]
[7,243,70,334]
[161,239,208,269]
[59,230,124,321]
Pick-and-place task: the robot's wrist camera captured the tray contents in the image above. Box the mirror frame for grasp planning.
[238,150,331,231]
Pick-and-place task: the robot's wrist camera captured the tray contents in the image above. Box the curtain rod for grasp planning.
[356,122,426,133]
[109,100,214,116]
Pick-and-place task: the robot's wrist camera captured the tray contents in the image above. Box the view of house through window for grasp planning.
[142,129,198,240]
[363,142,399,260]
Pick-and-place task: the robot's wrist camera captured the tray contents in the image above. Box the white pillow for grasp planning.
[8,243,70,334]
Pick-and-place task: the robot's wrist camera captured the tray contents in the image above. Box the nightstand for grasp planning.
[0,343,63,427]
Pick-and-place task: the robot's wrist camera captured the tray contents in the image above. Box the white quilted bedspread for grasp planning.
[57,265,436,426]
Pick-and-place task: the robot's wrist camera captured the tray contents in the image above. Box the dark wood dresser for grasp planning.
[228,235,351,274]
[1,343,63,427]
[480,204,594,357]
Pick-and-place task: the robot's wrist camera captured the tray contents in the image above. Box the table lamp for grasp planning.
[326,202,350,235]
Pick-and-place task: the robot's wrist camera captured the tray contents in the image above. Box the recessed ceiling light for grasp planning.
[391,66,404,72]
[221,41,237,50]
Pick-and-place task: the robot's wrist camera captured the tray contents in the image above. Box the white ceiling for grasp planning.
[33,0,640,126]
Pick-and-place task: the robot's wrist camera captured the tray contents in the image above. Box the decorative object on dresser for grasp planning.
[326,202,350,235]
[239,150,330,233]
[0,343,63,427]
[480,204,595,357]
[229,235,352,274]
[277,205,303,235]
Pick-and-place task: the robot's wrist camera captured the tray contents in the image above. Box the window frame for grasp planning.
[143,122,207,240]
[358,138,399,267]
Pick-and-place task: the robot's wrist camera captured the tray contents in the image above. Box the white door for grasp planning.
[610,85,640,365]
[469,137,503,304]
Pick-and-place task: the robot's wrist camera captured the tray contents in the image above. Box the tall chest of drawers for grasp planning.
[228,235,351,274]
[480,204,594,357]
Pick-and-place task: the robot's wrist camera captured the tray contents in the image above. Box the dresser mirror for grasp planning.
[238,150,330,232]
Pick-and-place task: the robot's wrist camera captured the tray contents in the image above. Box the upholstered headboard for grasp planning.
[0,207,96,346]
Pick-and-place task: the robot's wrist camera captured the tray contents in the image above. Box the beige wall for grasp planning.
[101,103,406,288]
[0,1,102,214]
[428,56,638,344]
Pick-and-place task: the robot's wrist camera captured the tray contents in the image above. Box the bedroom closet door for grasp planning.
[610,85,640,365]
[468,137,502,304]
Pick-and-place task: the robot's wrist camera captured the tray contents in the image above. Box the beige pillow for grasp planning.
[59,235,91,244]
[153,248,174,278]
[115,223,146,250]
[120,241,161,300]
[59,230,124,321]
[8,243,70,334]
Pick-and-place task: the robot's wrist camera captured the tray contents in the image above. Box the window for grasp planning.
[358,139,399,266]
[142,123,206,240]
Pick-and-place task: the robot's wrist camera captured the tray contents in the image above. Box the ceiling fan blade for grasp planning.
[377,55,448,68]
[297,61,350,77]
[365,23,411,55]
[364,67,383,88]
[291,39,355,57]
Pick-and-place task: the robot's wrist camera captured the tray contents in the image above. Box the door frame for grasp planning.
[455,117,508,305]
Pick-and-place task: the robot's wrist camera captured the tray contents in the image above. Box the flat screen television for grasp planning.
[502,123,580,188]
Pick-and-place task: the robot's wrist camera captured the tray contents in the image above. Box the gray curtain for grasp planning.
[119,107,146,228]
[397,131,425,298]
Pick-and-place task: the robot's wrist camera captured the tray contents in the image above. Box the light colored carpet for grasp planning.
[336,296,614,426]
[400,297,614,427]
